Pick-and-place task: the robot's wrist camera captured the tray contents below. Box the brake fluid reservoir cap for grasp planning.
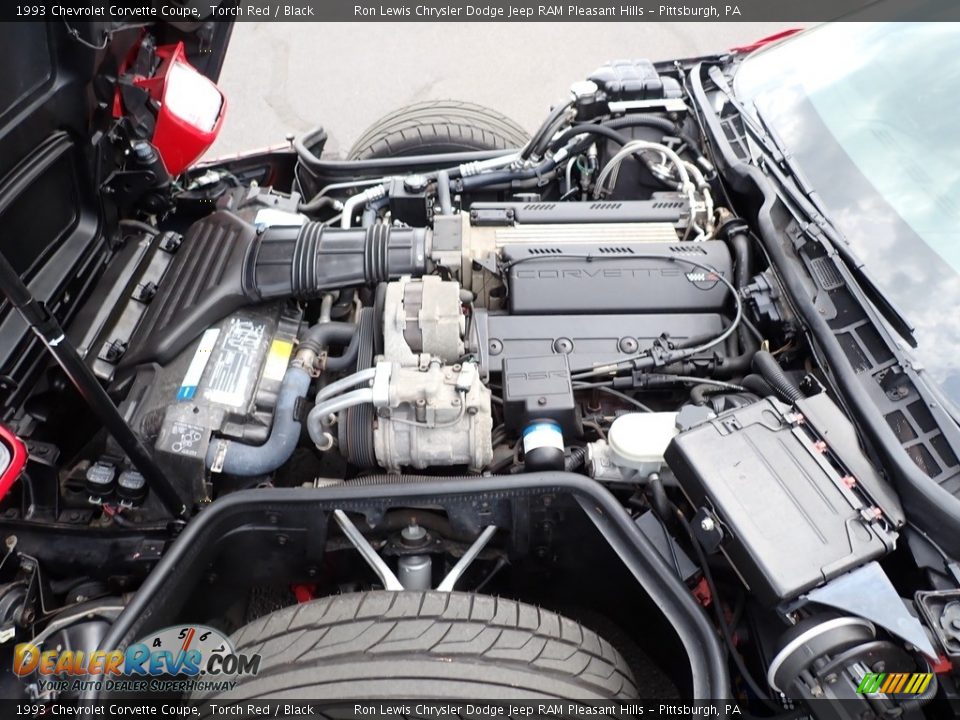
[608,412,679,470]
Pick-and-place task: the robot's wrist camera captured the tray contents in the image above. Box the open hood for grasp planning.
[0,17,233,418]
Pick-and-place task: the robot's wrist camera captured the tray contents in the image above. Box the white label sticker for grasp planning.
[253,208,306,227]
[203,318,266,408]
[177,329,220,402]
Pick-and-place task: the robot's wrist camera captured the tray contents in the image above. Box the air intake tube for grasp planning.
[120,211,428,367]
[255,220,427,300]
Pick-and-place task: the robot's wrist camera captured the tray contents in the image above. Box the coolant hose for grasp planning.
[298,320,362,372]
[731,232,752,289]
[205,367,311,476]
[299,321,356,355]
[325,330,362,372]
[752,351,804,404]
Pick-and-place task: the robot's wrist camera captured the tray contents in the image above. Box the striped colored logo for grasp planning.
[857,672,932,695]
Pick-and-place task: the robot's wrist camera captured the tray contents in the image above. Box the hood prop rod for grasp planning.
[0,251,187,519]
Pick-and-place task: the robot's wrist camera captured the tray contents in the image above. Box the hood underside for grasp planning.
[0,19,232,418]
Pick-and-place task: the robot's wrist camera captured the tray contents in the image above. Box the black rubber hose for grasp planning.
[739,373,775,398]
[298,321,357,356]
[713,227,760,379]
[689,384,722,406]
[293,126,329,169]
[564,446,587,472]
[730,231,753,290]
[646,474,674,526]
[604,115,676,135]
[603,116,704,156]
[205,368,311,476]
[459,165,541,191]
[118,219,159,237]
[709,338,755,378]
[331,289,356,321]
[298,194,339,215]
[548,123,635,153]
[752,351,804,404]
[523,100,573,159]
[325,328,362,372]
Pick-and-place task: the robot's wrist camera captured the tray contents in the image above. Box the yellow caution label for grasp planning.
[262,339,293,382]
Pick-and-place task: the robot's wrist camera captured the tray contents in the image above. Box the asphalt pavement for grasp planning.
[208,21,793,158]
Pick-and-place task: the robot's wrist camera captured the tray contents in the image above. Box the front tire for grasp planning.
[194,591,638,700]
[347,100,529,159]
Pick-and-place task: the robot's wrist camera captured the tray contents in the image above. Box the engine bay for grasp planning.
[1,42,958,717]
[105,178,749,503]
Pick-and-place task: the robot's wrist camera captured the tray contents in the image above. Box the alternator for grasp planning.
[382,275,465,365]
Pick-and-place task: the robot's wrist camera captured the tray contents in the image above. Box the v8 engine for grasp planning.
[98,177,746,504]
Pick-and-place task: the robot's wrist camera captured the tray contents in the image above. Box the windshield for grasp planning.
[733,22,960,405]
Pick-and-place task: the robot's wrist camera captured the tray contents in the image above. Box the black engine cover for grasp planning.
[503,241,732,315]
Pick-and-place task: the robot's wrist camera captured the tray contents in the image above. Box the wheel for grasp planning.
[347,100,529,159]
[194,591,638,700]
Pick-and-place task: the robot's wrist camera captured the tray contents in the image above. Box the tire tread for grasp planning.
[347,100,529,160]
[196,591,637,701]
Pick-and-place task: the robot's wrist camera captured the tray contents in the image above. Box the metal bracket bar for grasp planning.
[91,475,730,701]
[333,509,403,591]
[437,525,497,592]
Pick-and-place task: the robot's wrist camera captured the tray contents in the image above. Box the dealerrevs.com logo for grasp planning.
[13,624,260,694]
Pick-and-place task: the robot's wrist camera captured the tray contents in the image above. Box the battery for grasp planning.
[118,302,301,501]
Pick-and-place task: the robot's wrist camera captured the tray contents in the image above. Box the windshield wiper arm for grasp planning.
[706,66,917,348]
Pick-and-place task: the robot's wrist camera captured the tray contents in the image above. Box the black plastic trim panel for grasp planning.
[691,61,960,557]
